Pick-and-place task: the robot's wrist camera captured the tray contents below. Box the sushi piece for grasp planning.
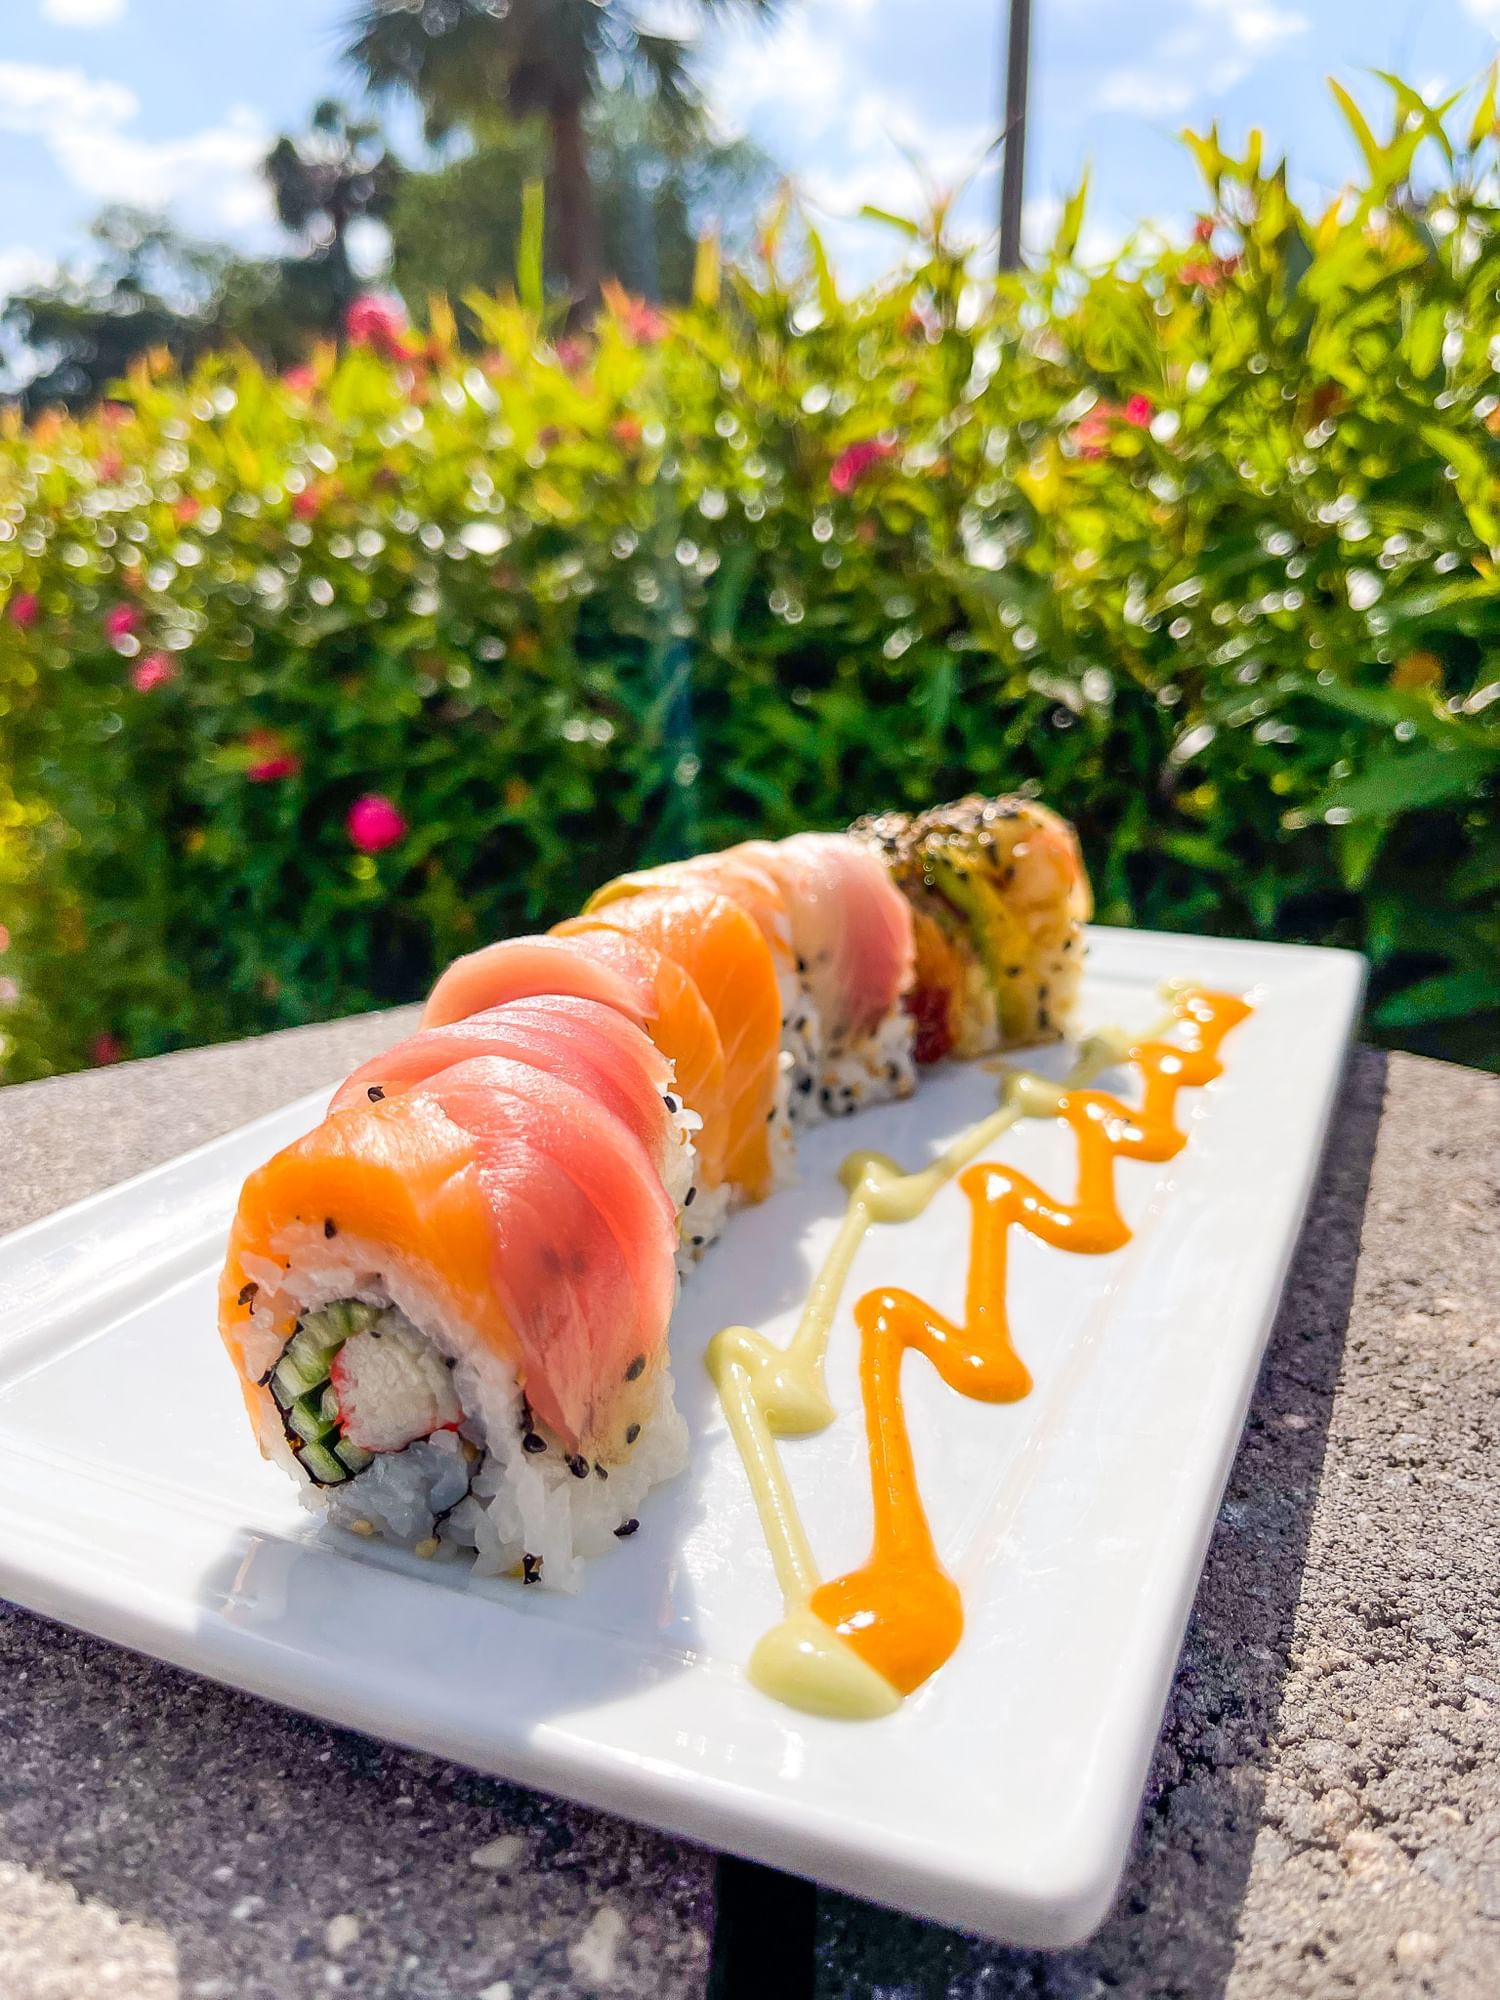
[220,1050,688,1590]
[423,934,649,1033]
[556,884,785,1202]
[413,927,731,1225]
[848,794,1091,1061]
[582,850,820,1139]
[332,995,703,1262]
[732,833,917,1121]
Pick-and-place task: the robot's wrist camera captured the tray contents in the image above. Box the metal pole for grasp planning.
[998,0,1032,271]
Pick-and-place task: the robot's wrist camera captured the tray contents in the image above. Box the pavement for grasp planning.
[1,1017,1496,1998]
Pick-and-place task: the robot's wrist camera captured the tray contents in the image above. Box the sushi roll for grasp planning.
[848,794,1091,1062]
[731,833,917,1123]
[220,1021,692,1590]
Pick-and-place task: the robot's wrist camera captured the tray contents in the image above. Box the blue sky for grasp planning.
[1,0,1498,301]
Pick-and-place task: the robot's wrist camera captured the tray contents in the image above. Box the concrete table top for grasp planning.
[1,1016,1496,1999]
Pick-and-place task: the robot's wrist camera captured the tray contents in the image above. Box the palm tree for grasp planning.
[345,0,782,305]
[264,99,403,318]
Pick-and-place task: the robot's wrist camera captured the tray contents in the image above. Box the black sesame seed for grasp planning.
[613,1519,639,1539]
[1005,965,1022,979]
[691,1234,703,1248]
[323,1218,337,1239]
[820,1087,833,1107]
[625,1423,640,1444]
[566,1453,589,1479]
[237,1282,258,1307]
[797,1075,813,1095]
[684,1185,696,1207]
[367,1085,385,1102]
[594,1463,608,1480]
[522,1432,547,1455]
[522,1553,542,1584]
[625,1354,645,1383]
[796,956,807,973]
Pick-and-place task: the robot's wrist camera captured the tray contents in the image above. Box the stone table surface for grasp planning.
[1,1016,1496,2000]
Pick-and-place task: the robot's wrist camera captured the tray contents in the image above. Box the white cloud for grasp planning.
[1095,0,1307,118]
[0,245,57,304]
[41,0,128,25]
[0,60,271,235]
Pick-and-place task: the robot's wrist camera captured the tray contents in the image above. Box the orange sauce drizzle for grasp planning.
[807,988,1251,1696]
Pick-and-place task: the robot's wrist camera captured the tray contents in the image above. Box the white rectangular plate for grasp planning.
[0,929,1362,1945]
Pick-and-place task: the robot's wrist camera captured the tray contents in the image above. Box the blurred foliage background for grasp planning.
[0,67,1497,1082]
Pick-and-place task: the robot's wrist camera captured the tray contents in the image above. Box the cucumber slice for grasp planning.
[286,1394,335,1446]
[334,1440,374,1474]
[273,1348,327,1403]
[297,1438,347,1486]
[318,1383,342,1428]
[322,1300,381,1342]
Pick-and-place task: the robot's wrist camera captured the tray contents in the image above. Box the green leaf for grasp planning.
[1334,815,1385,889]
[1372,968,1498,1029]
[1329,77,1383,180]
[516,179,545,316]
[1311,746,1498,821]
[857,205,921,238]
[1056,172,1090,262]
[1468,64,1498,153]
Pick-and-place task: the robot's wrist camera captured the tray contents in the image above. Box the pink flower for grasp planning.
[1181,262,1219,289]
[1123,395,1154,428]
[620,297,668,344]
[247,753,300,783]
[104,604,140,641]
[554,336,590,374]
[282,364,317,396]
[346,793,408,855]
[91,1032,125,1066]
[100,402,131,429]
[291,487,323,520]
[0,976,17,1005]
[8,592,39,629]
[243,730,300,782]
[345,293,409,359]
[174,497,200,524]
[0,923,9,952]
[829,438,898,495]
[131,652,177,693]
[1193,216,1216,243]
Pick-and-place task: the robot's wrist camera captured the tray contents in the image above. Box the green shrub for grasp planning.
[2,73,1497,1081]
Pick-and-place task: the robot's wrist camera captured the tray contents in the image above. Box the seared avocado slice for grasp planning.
[925,853,1038,1044]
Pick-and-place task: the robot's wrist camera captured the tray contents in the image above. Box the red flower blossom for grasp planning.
[612,416,643,446]
[282,364,317,396]
[97,450,124,483]
[174,497,200,524]
[91,1033,125,1066]
[620,298,668,344]
[0,923,9,952]
[244,731,300,783]
[131,652,177,693]
[291,487,323,520]
[554,336,590,374]
[1181,262,1219,289]
[345,293,410,360]
[346,793,408,855]
[1193,216,1216,243]
[100,402,131,429]
[248,754,299,783]
[829,438,897,495]
[104,604,140,641]
[1071,396,1152,457]
[8,591,39,629]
